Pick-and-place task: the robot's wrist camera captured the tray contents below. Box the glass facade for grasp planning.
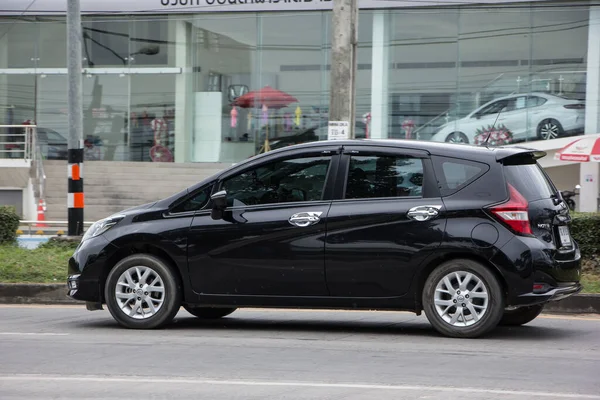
[0,1,595,163]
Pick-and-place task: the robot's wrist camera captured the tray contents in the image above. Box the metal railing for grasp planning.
[1,124,46,217]
[0,124,36,160]
[19,220,94,235]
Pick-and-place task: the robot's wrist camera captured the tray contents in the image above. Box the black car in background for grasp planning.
[67,139,582,338]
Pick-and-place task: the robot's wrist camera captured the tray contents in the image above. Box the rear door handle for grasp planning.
[289,211,323,227]
[407,205,442,221]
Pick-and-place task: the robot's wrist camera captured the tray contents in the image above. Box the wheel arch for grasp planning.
[412,251,509,312]
[99,240,185,304]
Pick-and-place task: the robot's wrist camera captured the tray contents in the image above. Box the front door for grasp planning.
[188,148,339,297]
[324,147,446,298]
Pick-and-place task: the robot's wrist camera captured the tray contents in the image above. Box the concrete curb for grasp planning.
[0,283,78,305]
[0,284,599,314]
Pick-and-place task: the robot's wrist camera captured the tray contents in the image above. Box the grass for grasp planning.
[0,242,77,284]
[0,242,599,293]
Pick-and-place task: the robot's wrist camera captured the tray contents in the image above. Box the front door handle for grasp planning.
[289,211,323,227]
[407,205,442,221]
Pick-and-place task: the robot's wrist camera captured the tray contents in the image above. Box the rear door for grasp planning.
[502,159,574,253]
[324,146,446,298]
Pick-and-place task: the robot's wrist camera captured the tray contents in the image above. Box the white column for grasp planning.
[580,7,600,212]
[0,31,8,116]
[172,18,192,163]
[370,11,390,139]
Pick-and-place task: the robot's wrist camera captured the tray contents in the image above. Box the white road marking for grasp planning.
[0,332,69,336]
[0,375,598,399]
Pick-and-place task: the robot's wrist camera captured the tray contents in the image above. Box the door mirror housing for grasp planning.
[210,190,228,220]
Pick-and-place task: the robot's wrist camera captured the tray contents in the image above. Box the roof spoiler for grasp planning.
[495,147,547,164]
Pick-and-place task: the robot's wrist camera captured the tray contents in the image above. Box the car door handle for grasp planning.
[289,211,323,227]
[407,205,442,221]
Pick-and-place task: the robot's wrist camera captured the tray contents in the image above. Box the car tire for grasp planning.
[537,119,564,140]
[183,306,237,319]
[445,132,469,144]
[422,259,504,338]
[104,254,182,329]
[499,304,544,326]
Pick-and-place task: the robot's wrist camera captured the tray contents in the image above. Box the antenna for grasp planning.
[483,100,506,148]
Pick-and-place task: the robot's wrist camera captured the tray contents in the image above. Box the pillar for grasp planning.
[370,11,390,139]
[172,18,193,163]
[580,6,600,212]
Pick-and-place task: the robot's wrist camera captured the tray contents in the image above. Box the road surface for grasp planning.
[1,305,599,399]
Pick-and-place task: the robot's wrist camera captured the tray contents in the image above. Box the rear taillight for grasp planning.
[564,103,585,110]
[488,184,532,235]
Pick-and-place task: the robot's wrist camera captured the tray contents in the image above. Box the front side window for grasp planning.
[171,184,212,214]
[223,155,332,207]
[345,155,424,199]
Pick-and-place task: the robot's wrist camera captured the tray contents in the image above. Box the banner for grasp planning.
[1,0,555,15]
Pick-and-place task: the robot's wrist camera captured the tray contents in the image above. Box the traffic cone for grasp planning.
[35,199,48,228]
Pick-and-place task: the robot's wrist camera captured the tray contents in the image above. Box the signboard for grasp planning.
[328,121,350,141]
[0,0,553,15]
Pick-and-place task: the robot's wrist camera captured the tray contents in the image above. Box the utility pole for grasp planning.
[67,0,84,236]
[329,0,358,139]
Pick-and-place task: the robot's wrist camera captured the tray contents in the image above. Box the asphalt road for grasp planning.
[0,305,599,400]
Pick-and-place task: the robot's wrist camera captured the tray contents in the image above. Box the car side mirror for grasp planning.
[210,190,228,220]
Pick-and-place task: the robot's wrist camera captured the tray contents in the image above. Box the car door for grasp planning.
[187,146,340,297]
[324,146,446,298]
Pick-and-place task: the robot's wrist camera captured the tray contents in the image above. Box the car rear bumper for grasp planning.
[514,282,583,307]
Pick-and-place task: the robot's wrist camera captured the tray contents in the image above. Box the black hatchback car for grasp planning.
[67,139,582,338]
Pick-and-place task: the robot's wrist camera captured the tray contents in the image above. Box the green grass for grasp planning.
[0,242,599,294]
[0,242,76,283]
[581,274,600,294]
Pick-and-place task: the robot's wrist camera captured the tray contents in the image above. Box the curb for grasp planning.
[0,283,78,305]
[0,284,599,314]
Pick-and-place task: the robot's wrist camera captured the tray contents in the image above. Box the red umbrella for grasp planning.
[554,134,600,162]
[231,85,298,109]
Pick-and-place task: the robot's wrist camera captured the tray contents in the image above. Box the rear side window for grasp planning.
[503,163,556,202]
[433,156,488,196]
[345,155,424,199]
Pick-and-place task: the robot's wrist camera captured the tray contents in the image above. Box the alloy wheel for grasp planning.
[446,132,468,144]
[433,271,489,327]
[115,266,166,320]
[540,121,560,140]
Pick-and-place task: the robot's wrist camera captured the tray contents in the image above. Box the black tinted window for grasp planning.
[504,163,555,202]
[345,155,423,199]
[441,160,486,190]
[171,185,212,213]
[223,155,332,207]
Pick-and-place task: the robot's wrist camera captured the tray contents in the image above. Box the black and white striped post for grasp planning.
[67,0,84,236]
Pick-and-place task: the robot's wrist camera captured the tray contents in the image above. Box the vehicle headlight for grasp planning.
[82,214,125,241]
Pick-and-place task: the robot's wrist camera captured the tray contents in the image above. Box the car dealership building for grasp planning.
[1,0,600,213]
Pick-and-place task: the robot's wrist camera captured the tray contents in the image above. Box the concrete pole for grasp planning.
[330,0,358,139]
[67,0,84,235]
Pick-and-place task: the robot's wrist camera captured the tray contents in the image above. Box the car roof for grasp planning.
[260,138,546,162]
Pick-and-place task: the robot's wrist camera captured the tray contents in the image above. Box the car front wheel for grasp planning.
[104,254,182,329]
[422,259,504,338]
[499,304,544,326]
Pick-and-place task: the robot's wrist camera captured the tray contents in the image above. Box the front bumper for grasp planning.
[515,282,583,307]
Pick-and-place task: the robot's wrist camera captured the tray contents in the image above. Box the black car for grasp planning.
[67,139,582,338]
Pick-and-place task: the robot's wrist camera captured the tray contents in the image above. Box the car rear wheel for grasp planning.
[104,254,181,329]
[499,304,544,326]
[422,259,504,338]
[183,306,237,319]
[445,132,469,144]
[537,119,564,140]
